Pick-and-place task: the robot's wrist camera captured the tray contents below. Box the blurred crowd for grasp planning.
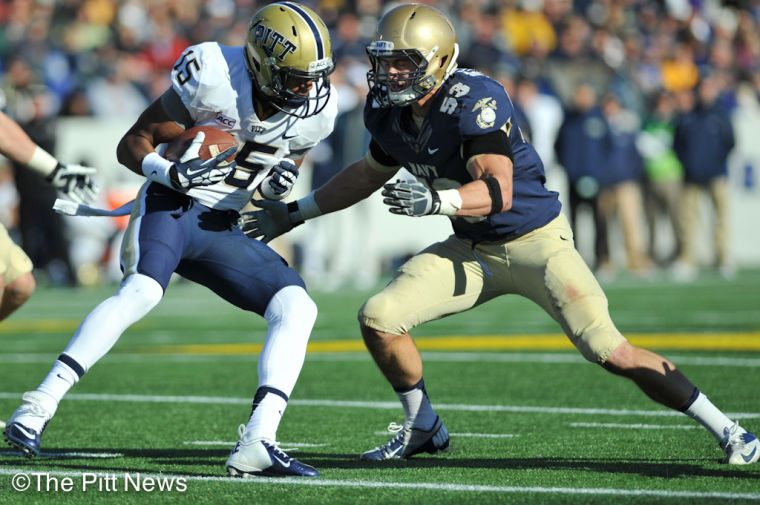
[1,0,759,288]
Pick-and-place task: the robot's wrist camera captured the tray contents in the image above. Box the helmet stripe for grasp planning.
[278,2,325,60]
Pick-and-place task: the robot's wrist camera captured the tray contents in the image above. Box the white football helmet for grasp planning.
[245,2,333,118]
[366,4,459,107]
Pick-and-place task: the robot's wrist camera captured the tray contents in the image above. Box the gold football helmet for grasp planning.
[366,4,459,107]
[245,2,333,118]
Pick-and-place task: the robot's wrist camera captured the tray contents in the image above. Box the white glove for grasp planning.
[168,131,237,191]
[381,180,442,216]
[260,159,298,200]
[239,199,302,242]
[46,163,99,205]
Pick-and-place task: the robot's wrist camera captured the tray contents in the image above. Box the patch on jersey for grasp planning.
[215,113,237,128]
[472,97,498,129]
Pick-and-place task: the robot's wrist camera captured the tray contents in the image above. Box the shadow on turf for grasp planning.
[2,449,758,480]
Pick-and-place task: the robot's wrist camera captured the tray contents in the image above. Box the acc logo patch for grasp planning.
[215,114,237,128]
[473,97,498,129]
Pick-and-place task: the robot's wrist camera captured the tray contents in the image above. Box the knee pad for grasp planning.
[265,285,317,335]
[115,273,164,320]
[358,292,407,335]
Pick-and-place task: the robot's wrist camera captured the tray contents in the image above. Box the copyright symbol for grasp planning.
[12,473,31,492]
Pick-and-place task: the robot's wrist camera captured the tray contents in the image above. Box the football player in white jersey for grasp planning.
[4,2,337,477]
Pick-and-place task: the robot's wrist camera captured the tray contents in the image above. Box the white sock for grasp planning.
[38,359,80,405]
[245,391,288,442]
[684,391,734,441]
[396,379,437,430]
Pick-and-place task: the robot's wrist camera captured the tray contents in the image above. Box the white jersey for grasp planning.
[169,42,338,211]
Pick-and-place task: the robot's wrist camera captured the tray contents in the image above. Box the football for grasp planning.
[163,126,238,163]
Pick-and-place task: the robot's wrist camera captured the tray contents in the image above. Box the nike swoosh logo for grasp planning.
[743,446,757,463]
[184,166,208,176]
[14,424,37,439]
[283,134,297,140]
[271,453,291,468]
[427,147,439,154]
[385,445,403,459]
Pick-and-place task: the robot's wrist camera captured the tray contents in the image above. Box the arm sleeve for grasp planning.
[366,138,402,173]
[159,88,194,129]
[462,129,513,164]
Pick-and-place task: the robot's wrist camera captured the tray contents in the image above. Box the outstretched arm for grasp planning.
[0,110,99,205]
[0,110,42,166]
[240,153,397,243]
[312,155,397,215]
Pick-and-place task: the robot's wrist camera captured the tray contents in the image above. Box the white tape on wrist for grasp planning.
[27,146,59,176]
[437,189,462,216]
[141,152,174,186]
[297,191,323,220]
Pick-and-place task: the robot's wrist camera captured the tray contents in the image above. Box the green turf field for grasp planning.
[1,268,759,504]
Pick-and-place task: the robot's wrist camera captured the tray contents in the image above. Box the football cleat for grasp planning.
[720,422,760,465]
[226,425,319,477]
[3,391,56,457]
[360,416,450,461]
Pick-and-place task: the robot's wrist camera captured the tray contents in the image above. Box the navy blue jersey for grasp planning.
[364,68,561,242]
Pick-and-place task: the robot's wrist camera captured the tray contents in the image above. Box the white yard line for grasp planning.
[373,431,519,438]
[2,351,760,367]
[182,441,328,448]
[1,392,758,419]
[0,467,757,500]
[0,451,122,458]
[570,422,699,430]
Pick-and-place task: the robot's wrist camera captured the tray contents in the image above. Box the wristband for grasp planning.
[437,189,462,216]
[296,191,323,220]
[141,152,174,186]
[27,146,59,177]
[286,201,305,226]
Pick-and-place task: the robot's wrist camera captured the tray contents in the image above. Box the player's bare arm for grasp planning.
[313,155,396,214]
[456,153,513,217]
[116,94,185,176]
[0,110,40,164]
[117,89,235,191]
[0,110,98,205]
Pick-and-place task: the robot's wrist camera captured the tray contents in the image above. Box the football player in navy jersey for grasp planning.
[242,3,758,465]
[4,2,337,477]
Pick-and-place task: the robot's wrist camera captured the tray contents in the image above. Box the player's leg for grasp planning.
[358,235,492,460]
[4,184,184,456]
[513,213,758,464]
[0,272,34,321]
[176,223,319,476]
[0,223,35,322]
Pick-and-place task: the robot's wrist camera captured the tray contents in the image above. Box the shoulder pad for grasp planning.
[449,70,513,138]
[171,43,235,118]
